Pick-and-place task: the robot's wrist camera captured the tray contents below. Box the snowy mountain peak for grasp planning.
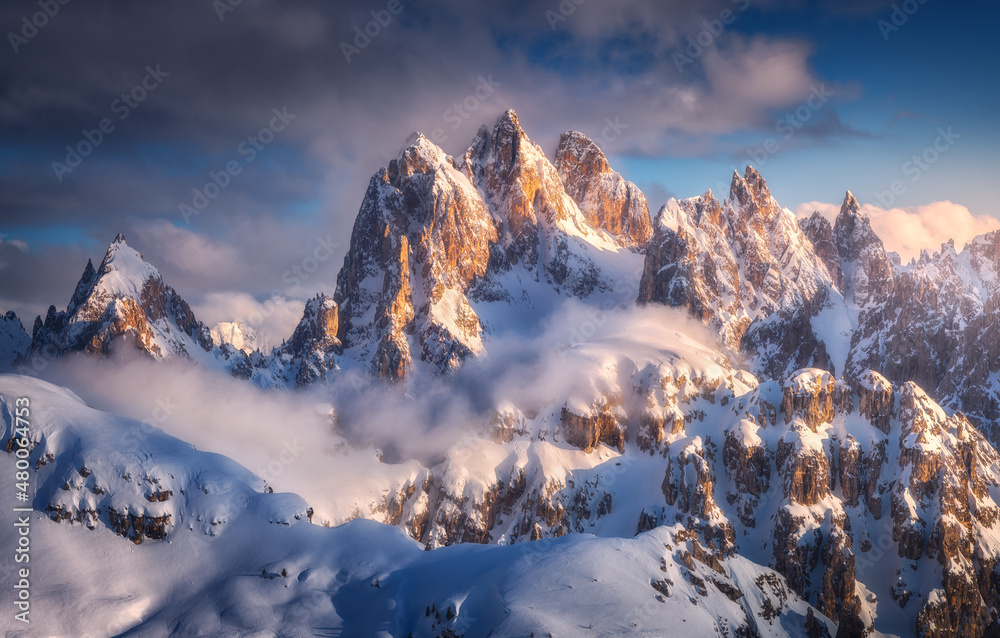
[839,189,863,220]
[210,320,266,354]
[834,191,881,261]
[495,107,520,133]
[643,165,843,379]
[831,191,895,308]
[729,165,778,223]
[742,163,769,200]
[488,108,532,161]
[842,190,861,212]
[394,133,452,178]
[24,234,213,361]
[93,234,161,300]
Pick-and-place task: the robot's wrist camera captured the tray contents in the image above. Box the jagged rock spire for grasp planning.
[554,130,611,175]
[729,165,777,222]
[842,190,861,215]
[832,190,895,310]
[68,258,97,314]
[834,191,879,262]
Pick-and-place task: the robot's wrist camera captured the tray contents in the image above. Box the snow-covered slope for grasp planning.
[0,373,835,637]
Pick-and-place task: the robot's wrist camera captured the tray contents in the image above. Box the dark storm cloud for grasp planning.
[0,0,873,337]
[0,238,88,324]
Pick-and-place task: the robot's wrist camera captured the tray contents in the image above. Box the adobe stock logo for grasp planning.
[179,106,296,223]
[746,84,833,167]
[873,127,959,208]
[877,0,928,41]
[340,0,413,63]
[51,65,170,182]
[7,0,72,54]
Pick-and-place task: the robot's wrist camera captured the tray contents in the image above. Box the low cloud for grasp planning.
[31,300,724,524]
[796,200,1000,262]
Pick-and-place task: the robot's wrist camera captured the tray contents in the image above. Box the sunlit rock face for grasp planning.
[554,129,652,250]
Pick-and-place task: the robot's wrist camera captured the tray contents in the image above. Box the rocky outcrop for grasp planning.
[781,369,850,431]
[723,419,771,527]
[560,403,626,453]
[777,421,832,506]
[838,436,863,507]
[771,405,862,627]
[107,508,170,543]
[855,370,894,434]
[663,439,734,550]
[799,211,846,291]
[286,295,341,385]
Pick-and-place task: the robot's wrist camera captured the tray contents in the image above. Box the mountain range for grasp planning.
[4,109,1000,637]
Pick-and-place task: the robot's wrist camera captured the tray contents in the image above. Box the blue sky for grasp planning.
[0,0,997,333]
[623,0,1000,212]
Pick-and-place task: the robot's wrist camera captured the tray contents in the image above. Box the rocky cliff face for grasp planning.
[332,134,495,381]
[799,211,846,292]
[553,130,652,250]
[716,369,1000,636]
